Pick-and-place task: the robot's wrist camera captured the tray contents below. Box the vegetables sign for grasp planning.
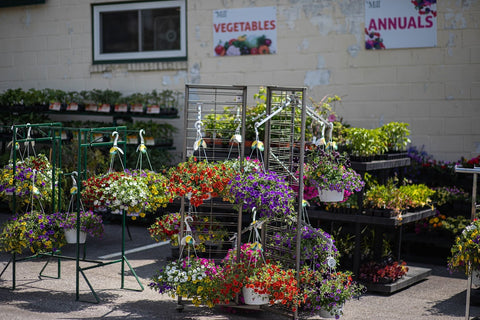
[213,6,277,56]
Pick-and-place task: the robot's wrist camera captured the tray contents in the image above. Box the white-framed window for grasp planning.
[92,0,186,64]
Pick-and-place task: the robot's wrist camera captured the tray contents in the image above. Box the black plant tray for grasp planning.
[364,265,431,294]
[350,157,411,172]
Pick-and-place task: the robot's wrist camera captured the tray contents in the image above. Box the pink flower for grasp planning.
[328,114,337,122]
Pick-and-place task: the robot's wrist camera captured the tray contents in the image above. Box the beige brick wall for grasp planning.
[0,0,478,161]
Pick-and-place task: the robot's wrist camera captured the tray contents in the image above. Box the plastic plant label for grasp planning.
[49,102,61,111]
[66,102,78,111]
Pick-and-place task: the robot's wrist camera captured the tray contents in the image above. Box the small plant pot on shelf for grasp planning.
[64,229,87,244]
[242,286,269,305]
[318,189,344,202]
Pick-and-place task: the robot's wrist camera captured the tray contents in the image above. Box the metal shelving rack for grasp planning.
[0,124,144,303]
[180,85,308,319]
[0,123,63,290]
[259,86,307,319]
[182,84,248,258]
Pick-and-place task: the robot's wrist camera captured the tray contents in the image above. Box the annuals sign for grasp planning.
[213,6,276,56]
[365,0,437,49]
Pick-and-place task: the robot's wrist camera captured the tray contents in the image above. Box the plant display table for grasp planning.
[310,157,436,293]
[309,207,435,227]
[309,207,436,293]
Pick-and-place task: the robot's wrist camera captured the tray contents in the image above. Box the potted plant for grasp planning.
[398,183,435,210]
[359,258,409,284]
[81,170,149,217]
[203,107,237,145]
[379,122,411,154]
[148,212,182,246]
[0,88,24,110]
[228,168,296,220]
[363,179,406,217]
[191,215,229,249]
[214,242,265,305]
[23,88,48,112]
[166,157,237,207]
[269,224,339,273]
[91,89,121,113]
[57,210,104,244]
[147,89,179,115]
[0,211,66,254]
[148,212,228,254]
[44,88,67,112]
[65,90,82,112]
[303,149,364,203]
[344,127,388,161]
[300,267,365,318]
[0,154,59,213]
[80,90,98,112]
[129,169,171,213]
[149,256,222,308]
[364,178,435,218]
[244,262,303,311]
[448,219,480,278]
[127,92,147,113]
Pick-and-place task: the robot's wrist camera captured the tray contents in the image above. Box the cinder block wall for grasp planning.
[0,0,478,161]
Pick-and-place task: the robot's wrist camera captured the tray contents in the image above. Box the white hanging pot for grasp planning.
[64,229,87,244]
[318,188,344,202]
[242,286,269,305]
[319,303,344,318]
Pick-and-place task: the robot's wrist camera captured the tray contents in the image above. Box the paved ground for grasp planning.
[1,212,480,320]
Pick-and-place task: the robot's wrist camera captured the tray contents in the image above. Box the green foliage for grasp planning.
[344,127,388,158]
[344,122,411,157]
[203,107,237,139]
[379,122,411,152]
[90,89,122,105]
[364,176,435,214]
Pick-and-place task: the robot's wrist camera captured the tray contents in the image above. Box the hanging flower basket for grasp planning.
[242,286,269,305]
[318,188,344,202]
[64,229,87,244]
[302,150,364,203]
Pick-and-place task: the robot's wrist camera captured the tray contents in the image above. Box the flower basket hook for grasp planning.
[108,131,125,173]
[137,129,147,153]
[136,129,153,171]
[110,131,124,155]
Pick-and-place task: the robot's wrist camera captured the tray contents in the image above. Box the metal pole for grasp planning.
[466,173,478,320]
[294,88,307,320]
[456,166,480,320]
[76,129,83,301]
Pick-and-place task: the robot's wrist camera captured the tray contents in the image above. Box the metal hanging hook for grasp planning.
[137,129,147,154]
[70,171,78,195]
[110,131,124,155]
[112,131,119,146]
[26,123,32,139]
[139,129,145,145]
[184,215,193,232]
